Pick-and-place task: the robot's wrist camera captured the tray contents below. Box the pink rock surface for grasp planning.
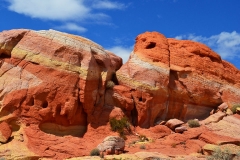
[1,29,240,159]
[0,122,12,143]
[0,29,122,159]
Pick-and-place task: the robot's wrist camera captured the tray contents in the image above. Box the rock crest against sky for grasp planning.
[0,0,240,67]
[0,29,240,159]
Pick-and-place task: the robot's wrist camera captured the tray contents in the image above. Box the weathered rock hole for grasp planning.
[9,120,21,132]
[42,101,48,108]
[95,59,106,69]
[30,61,39,65]
[131,103,138,127]
[111,72,119,85]
[146,42,156,49]
[91,49,97,55]
[26,97,34,106]
[66,98,70,102]
[153,59,159,62]
[141,38,146,42]
[56,104,61,114]
[54,46,66,56]
[0,52,11,59]
[39,123,87,137]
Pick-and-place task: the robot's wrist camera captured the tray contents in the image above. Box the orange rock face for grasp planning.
[0,29,122,159]
[115,31,240,128]
[0,29,240,159]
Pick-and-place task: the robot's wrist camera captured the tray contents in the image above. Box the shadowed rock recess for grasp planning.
[0,29,240,159]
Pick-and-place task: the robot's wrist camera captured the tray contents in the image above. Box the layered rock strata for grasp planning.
[0,29,240,159]
[113,32,240,128]
[0,29,122,158]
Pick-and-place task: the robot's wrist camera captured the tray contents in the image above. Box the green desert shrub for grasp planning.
[139,134,148,142]
[207,147,232,160]
[90,148,100,156]
[110,117,130,138]
[188,119,200,128]
[231,104,240,114]
[236,151,240,158]
[106,80,115,89]
[139,144,146,149]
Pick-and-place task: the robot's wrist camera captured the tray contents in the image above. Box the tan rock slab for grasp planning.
[165,119,184,130]
[201,111,226,125]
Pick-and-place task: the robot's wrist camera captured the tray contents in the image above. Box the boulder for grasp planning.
[218,102,228,111]
[175,126,188,133]
[97,136,125,154]
[165,119,184,130]
[201,111,226,125]
[109,107,125,120]
[0,122,12,143]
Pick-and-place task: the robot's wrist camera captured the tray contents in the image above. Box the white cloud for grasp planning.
[56,23,87,33]
[107,46,133,64]
[92,0,126,10]
[175,31,240,60]
[6,0,126,20]
[5,0,127,32]
[7,0,90,21]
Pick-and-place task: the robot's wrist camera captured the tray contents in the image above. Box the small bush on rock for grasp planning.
[188,119,200,128]
[110,117,130,138]
[236,151,240,158]
[90,148,100,156]
[207,147,232,160]
[231,104,240,114]
[140,145,146,149]
[106,80,115,89]
[139,134,148,142]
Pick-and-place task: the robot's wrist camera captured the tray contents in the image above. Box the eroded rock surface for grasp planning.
[0,29,240,159]
[113,31,240,128]
[0,29,122,159]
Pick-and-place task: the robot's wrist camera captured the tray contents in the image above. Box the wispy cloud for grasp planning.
[7,0,89,21]
[92,0,126,10]
[106,45,133,63]
[56,23,87,33]
[175,31,240,60]
[5,0,127,32]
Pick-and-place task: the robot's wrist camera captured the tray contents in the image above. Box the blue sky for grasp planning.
[1,0,240,68]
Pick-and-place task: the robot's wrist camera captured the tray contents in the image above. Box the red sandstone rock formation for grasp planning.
[0,29,240,159]
[114,31,240,128]
[0,29,122,159]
